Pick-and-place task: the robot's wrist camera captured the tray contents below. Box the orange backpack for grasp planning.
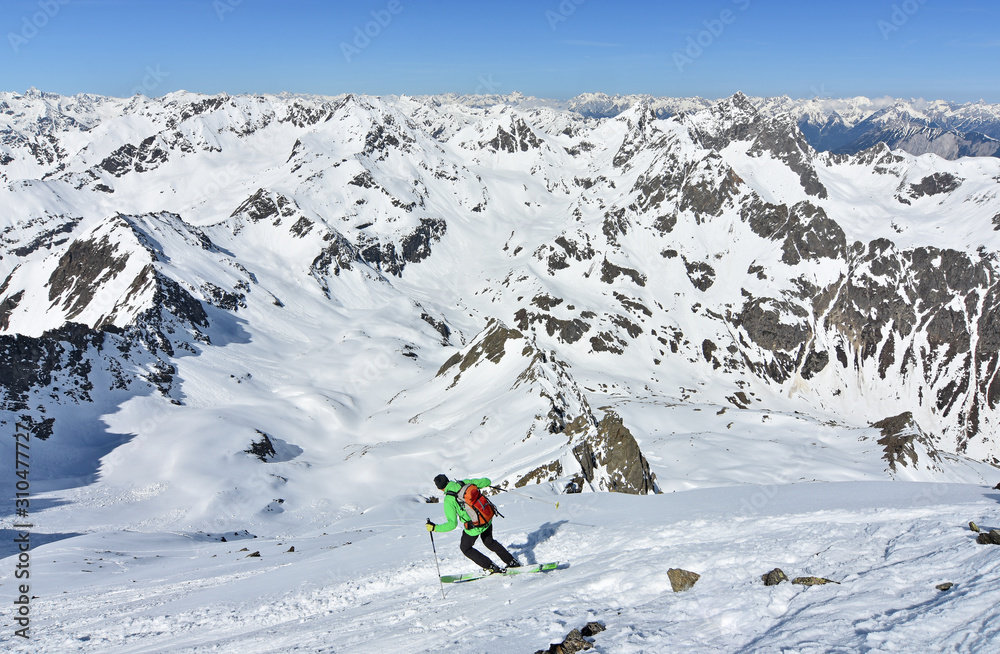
[448,483,502,529]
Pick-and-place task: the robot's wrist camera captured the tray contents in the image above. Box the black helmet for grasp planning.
[434,474,449,490]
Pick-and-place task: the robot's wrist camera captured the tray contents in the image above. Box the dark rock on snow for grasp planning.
[762,568,789,586]
[668,568,701,592]
[535,621,606,654]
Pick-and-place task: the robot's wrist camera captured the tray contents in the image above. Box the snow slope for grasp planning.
[3,482,1000,653]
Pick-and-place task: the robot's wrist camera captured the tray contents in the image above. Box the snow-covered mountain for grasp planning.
[794,99,1000,159]
[422,91,1000,160]
[2,88,1000,516]
[575,92,1000,159]
[2,87,1000,651]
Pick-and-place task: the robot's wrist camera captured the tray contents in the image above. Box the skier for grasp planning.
[426,473,521,574]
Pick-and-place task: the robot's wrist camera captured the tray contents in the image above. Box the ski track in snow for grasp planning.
[3,483,1000,653]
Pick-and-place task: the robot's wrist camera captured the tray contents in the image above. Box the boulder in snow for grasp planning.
[762,568,788,586]
[534,621,606,653]
[668,568,701,592]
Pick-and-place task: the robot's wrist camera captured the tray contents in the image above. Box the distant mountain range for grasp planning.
[437,91,1000,160]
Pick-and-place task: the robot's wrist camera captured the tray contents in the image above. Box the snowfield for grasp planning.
[3,482,1000,653]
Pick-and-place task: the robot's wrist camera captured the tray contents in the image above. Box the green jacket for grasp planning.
[434,477,492,536]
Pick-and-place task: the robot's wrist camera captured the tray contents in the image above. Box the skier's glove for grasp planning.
[426,522,435,532]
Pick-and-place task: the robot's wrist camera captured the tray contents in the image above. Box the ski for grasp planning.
[440,561,559,584]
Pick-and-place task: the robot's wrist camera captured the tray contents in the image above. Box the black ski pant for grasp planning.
[460,524,517,570]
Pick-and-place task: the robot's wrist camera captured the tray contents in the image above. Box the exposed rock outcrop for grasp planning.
[571,411,657,495]
[871,412,942,475]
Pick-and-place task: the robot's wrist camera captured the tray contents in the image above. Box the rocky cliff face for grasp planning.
[429,319,657,494]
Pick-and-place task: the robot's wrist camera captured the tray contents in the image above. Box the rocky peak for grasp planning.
[611,101,663,168]
[429,319,657,494]
[682,94,827,198]
[870,412,943,478]
[570,411,657,494]
[230,188,301,230]
[436,318,525,384]
[683,92,761,149]
[482,116,545,153]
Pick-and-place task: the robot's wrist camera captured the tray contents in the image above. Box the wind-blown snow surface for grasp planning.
[3,482,1000,653]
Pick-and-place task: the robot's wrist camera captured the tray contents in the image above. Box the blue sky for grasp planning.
[1,0,998,102]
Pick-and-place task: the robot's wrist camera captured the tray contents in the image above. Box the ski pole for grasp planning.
[427,519,446,600]
[490,485,560,509]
